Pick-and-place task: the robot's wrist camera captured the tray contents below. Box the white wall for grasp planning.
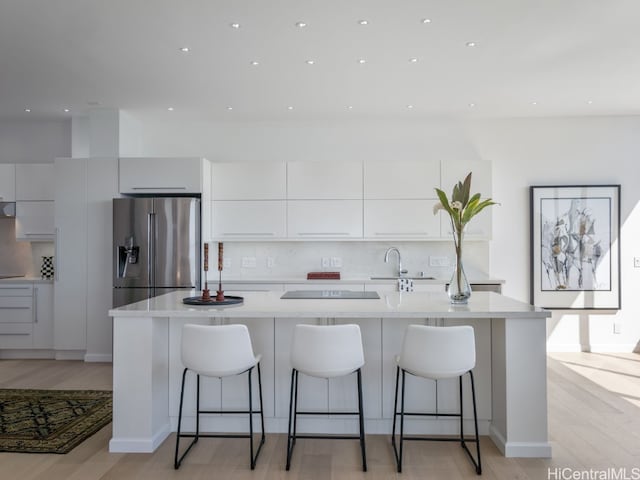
[0,118,70,163]
[120,113,640,352]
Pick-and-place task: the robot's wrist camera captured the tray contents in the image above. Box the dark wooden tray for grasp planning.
[182,295,244,306]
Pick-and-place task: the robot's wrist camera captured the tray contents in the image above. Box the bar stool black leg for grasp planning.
[257,362,266,446]
[391,366,400,469]
[248,368,255,469]
[398,369,407,473]
[459,375,465,447]
[292,369,299,445]
[286,369,296,471]
[195,374,200,441]
[174,367,188,469]
[470,370,482,475]
[356,368,367,472]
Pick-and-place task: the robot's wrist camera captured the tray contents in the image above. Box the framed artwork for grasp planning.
[530,185,621,310]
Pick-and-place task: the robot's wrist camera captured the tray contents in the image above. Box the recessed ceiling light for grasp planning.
[179,47,190,53]
[347,106,353,110]
[24,108,31,113]
[422,18,432,24]
[63,108,70,113]
[468,103,476,108]
[226,106,233,111]
[230,23,240,29]
[358,20,369,25]
[587,100,593,105]
[358,58,366,64]
[409,58,418,63]
[466,41,477,47]
[406,105,414,109]
[531,101,537,106]
[287,106,294,110]
[305,59,315,65]
[167,107,174,111]
[250,61,259,66]
[295,21,307,28]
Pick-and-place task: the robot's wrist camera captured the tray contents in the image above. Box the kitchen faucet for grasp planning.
[384,247,408,277]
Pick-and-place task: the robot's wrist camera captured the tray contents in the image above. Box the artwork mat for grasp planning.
[530,185,621,310]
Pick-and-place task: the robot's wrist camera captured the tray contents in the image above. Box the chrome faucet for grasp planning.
[384,247,408,277]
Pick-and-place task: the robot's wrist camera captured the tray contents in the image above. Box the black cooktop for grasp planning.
[281,290,380,299]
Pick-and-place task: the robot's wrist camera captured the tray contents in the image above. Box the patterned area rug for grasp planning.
[0,389,112,454]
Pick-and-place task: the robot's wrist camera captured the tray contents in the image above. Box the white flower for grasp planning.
[451,201,463,210]
[432,202,444,215]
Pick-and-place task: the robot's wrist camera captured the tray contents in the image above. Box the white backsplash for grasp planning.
[0,220,54,277]
[211,241,490,280]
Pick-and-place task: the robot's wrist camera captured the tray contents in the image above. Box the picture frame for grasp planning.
[529,185,621,310]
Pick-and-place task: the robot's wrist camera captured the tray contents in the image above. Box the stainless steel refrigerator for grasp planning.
[113,197,200,308]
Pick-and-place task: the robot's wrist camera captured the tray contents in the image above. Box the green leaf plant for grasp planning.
[433,172,498,299]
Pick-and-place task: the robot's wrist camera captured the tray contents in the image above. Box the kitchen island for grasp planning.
[109,290,551,458]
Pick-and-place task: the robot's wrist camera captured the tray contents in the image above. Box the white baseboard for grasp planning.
[0,349,55,360]
[109,424,171,453]
[84,353,113,363]
[489,425,552,458]
[54,350,86,361]
[547,343,638,353]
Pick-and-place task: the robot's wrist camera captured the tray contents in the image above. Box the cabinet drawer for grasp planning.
[0,323,33,348]
[0,285,33,296]
[0,297,34,323]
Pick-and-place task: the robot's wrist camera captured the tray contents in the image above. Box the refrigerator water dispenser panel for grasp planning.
[117,236,140,278]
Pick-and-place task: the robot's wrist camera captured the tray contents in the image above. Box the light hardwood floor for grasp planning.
[1,352,639,479]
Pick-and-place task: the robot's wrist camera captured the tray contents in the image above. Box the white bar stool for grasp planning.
[286,324,367,472]
[391,324,481,474]
[174,324,265,470]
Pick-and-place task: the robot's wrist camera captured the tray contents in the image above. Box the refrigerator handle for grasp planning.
[148,212,156,288]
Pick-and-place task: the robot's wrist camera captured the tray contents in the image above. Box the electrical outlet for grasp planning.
[223,258,232,269]
[613,322,622,334]
[429,256,450,267]
[330,257,342,268]
[321,257,330,268]
[634,257,640,268]
[241,256,257,268]
[267,257,275,268]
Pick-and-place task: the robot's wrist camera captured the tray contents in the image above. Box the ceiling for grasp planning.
[2,0,640,121]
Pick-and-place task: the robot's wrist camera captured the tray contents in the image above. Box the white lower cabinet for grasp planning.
[288,200,362,239]
[212,200,286,240]
[0,283,53,351]
[33,284,54,349]
[0,284,34,349]
[364,199,440,239]
[15,201,55,241]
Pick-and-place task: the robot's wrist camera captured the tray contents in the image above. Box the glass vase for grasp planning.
[448,227,472,304]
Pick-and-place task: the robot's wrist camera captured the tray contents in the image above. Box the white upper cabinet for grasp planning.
[287,161,362,199]
[119,157,206,194]
[15,201,55,241]
[212,201,287,239]
[364,161,440,199]
[212,162,286,200]
[15,164,55,201]
[364,199,440,239]
[288,200,362,238]
[0,164,16,201]
[440,160,493,239]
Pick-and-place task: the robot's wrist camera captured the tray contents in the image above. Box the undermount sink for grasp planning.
[370,276,436,280]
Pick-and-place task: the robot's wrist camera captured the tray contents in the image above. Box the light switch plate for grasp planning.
[321,257,330,268]
[330,257,342,268]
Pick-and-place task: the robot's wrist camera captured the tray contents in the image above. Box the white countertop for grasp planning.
[0,276,53,284]
[110,289,547,319]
